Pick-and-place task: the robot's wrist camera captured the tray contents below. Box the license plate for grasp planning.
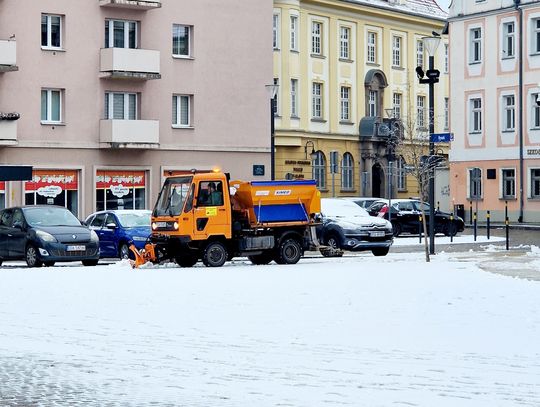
[155,222,167,228]
[370,231,385,237]
[67,245,85,251]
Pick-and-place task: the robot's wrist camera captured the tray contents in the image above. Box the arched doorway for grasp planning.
[372,163,384,198]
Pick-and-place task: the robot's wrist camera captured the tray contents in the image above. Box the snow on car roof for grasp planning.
[321,198,370,217]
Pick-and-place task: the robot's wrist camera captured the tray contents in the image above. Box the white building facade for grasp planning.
[449,0,540,222]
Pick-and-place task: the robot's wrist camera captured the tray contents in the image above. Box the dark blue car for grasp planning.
[85,210,151,259]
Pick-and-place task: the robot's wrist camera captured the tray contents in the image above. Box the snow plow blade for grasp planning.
[129,243,157,268]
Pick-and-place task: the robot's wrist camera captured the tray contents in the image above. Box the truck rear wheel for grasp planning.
[248,252,273,265]
[275,238,302,265]
[202,241,228,267]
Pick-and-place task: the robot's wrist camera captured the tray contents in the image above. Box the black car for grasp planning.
[316,198,394,256]
[0,205,100,267]
[367,199,465,237]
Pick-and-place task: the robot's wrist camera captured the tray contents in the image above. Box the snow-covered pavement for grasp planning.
[1,246,540,406]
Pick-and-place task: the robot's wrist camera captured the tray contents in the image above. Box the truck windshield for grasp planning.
[153,176,193,217]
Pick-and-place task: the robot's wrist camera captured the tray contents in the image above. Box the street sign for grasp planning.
[329,151,339,174]
[430,132,454,143]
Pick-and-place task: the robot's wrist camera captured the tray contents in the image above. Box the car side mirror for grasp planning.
[105,223,117,230]
[12,221,23,230]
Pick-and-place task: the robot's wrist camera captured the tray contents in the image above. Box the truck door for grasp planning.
[193,180,230,239]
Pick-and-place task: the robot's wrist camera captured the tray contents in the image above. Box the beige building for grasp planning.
[0,0,272,218]
[273,0,448,200]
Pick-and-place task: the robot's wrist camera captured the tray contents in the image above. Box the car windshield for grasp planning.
[116,211,151,228]
[153,176,193,216]
[321,199,370,218]
[23,206,81,227]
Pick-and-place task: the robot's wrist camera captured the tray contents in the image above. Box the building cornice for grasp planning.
[448,2,539,22]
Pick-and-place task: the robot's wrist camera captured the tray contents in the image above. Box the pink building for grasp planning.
[449,0,540,222]
[0,0,272,218]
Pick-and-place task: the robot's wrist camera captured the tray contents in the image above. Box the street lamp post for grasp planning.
[265,83,279,180]
[419,35,441,255]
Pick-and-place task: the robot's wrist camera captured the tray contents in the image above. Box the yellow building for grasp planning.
[273,0,448,199]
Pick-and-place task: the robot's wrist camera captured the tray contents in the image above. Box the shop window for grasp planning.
[96,170,146,211]
[24,170,79,216]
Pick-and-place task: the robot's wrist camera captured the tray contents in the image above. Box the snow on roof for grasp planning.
[342,0,448,21]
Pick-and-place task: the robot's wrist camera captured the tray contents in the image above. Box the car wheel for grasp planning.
[82,259,99,266]
[119,243,131,260]
[325,234,341,250]
[372,247,390,256]
[444,222,457,237]
[248,252,273,265]
[25,245,43,268]
[202,241,228,267]
[44,261,55,267]
[176,255,198,267]
[391,222,402,237]
[275,238,302,265]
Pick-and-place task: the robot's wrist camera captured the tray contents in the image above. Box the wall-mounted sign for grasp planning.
[37,185,63,198]
[253,165,265,176]
[110,184,130,198]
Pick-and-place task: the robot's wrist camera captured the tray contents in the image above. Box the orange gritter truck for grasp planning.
[130,171,322,267]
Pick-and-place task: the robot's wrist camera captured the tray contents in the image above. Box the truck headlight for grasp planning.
[173,222,179,230]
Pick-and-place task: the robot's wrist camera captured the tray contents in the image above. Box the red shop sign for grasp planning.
[25,170,78,192]
[96,170,146,189]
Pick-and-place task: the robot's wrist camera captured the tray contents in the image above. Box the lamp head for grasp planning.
[416,66,425,79]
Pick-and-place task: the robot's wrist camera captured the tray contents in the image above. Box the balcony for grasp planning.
[100,48,161,80]
[0,40,18,72]
[0,119,18,146]
[100,119,159,148]
[98,0,161,10]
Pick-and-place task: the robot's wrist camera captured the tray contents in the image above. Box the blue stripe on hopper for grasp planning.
[254,203,308,222]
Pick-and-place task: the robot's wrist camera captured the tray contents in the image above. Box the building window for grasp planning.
[417,95,426,128]
[502,22,515,58]
[172,24,191,57]
[392,36,401,67]
[503,95,515,131]
[273,13,280,49]
[531,169,540,198]
[368,90,378,117]
[311,21,322,55]
[41,89,62,123]
[444,97,449,130]
[105,92,137,120]
[470,98,482,133]
[340,86,350,121]
[393,93,402,119]
[312,82,322,119]
[341,152,354,190]
[105,19,137,49]
[340,26,350,59]
[273,78,279,115]
[416,40,424,68]
[290,15,298,51]
[291,79,298,117]
[469,168,482,199]
[96,170,146,211]
[313,151,326,189]
[24,170,79,216]
[41,14,62,49]
[533,18,540,54]
[502,169,515,199]
[444,44,449,73]
[470,27,482,63]
[367,31,377,63]
[172,95,191,127]
[533,94,540,129]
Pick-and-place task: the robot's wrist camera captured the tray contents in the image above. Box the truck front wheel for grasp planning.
[202,241,228,267]
[275,238,302,265]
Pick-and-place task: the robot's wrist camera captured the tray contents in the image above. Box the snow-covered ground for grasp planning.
[1,241,539,406]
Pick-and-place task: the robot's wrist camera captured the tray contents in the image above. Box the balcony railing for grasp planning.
[99,0,161,10]
[0,120,18,145]
[0,40,18,72]
[100,48,161,80]
[100,119,159,148]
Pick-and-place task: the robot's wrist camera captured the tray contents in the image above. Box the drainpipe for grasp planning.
[516,0,524,222]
